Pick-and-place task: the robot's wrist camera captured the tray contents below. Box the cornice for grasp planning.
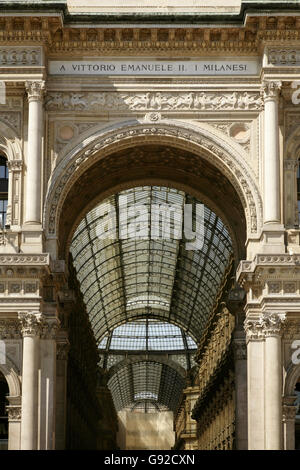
[0,2,299,26]
[0,16,298,56]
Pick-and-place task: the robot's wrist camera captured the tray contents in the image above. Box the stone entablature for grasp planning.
[237,255,300,304]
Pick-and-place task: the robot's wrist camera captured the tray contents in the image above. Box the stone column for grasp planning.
[18,311,43,450]
[263,81,282,225]
[261,312,286,450]
[24,81,45,225]
[55,341,69,450]
[282,397,298,450]
[38,317,59,450]
[244,317,265,450]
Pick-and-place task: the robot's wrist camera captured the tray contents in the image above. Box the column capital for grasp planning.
[25,80,45,103]
[262,80,282,101]
[244,312,286,341]
[244,317,264,342]
[284,159,299,171]
[18,311,43,337]
[260,312,286,337]
[6,160,23,172]
[6,405,21,422]
[282,404,298,422]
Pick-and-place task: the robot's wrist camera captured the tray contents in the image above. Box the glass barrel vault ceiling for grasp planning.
[98,320,198,412]
[70,186,233,345]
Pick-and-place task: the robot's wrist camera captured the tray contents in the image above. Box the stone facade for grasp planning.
[0,1,300,450]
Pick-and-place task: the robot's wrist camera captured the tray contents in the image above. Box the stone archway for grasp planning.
[282,361,300,450]
[0,360,21,450]
[46,119,256,450]
[44,119,262,261]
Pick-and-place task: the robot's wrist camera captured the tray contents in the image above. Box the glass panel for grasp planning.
[70,186,233,344]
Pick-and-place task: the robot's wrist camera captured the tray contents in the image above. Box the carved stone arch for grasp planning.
[285,125,300,161]
[0,358,21,398]
[44,119,262,259]
[284,360,300,397]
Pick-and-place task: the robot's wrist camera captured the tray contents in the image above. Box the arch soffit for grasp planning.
[0,121,22,161]
[44,119,262,240]
[0,358,21,397]
[284,360,300,397]
[285,125,300,161]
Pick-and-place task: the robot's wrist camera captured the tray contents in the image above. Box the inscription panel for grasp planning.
[49,59,260,76]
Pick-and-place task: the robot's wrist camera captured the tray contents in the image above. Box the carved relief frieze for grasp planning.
[266,48,300,67]
[0,254,49,265]
[46,91,263,113]
[0,46,43,67]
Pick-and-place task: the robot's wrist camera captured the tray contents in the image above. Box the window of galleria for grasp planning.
[0,0,300,452]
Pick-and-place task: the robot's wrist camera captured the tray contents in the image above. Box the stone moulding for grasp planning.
[44,119,262,243]
[237,254,300,279]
